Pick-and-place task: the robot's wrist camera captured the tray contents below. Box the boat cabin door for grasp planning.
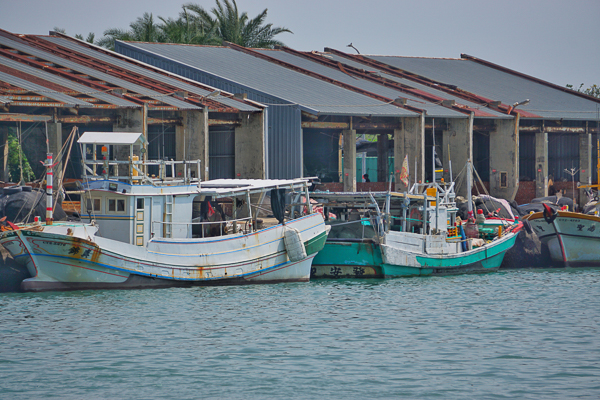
[135,197,152,246]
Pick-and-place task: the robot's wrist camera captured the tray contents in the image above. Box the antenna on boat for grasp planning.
[46,153,53,225]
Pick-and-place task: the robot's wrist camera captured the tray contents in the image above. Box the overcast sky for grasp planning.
[1,0,598,88]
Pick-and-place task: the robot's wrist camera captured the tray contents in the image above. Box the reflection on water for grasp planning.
[1,269,599,399]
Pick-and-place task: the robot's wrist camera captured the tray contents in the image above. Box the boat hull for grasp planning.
[527,211,600,267]
[311,240,383,278]
[380,231,518,277]
[1,214,328,292]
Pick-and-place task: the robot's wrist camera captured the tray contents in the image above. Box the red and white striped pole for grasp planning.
[46,153,53,225]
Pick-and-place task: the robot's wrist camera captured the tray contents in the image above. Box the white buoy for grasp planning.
[283,226,307,262]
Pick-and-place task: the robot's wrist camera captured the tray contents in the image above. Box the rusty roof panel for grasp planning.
[366,55,600,121]
[0,35,200,110]
[0,56,138,107]
[0,70,93,107]
[40,36,260,113]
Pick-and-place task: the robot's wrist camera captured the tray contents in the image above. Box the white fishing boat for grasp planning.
[524,138,600,268]
[525,204,600,267]
[0,132,329,291]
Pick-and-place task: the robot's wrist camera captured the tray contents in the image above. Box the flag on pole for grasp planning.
[400,155,409,186]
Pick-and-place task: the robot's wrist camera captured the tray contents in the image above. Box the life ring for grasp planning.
[542,203,558,224]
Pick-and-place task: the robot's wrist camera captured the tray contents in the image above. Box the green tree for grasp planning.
[186,0,292,48]
[566,83,600,98]
[158,5,220,45]
[97,12,166,50]
[7,131,35,183]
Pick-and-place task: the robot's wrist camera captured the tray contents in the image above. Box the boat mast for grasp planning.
[467,159,474,220]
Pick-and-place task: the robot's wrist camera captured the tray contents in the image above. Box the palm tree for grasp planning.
[97,13,165,50]
[158,5,221,45]
[185,0,292,48]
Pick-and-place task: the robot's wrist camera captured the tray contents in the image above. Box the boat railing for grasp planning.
[151,216,253,239]
[82,158,202,186]
[409,181,456,208]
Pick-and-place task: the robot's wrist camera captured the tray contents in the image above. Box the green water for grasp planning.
[1,269,599,399]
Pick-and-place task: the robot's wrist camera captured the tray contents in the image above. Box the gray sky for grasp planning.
[1,0,598,88]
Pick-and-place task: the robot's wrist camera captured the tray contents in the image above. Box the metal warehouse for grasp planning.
[116,40,600,206]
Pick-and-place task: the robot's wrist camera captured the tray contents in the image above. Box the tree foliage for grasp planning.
[7,131,35,183]
[92,0,291,50]
[566,83,600,98]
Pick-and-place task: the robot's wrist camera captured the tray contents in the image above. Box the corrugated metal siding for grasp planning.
[302,128,340,182]
[117,43,302,179]
[473,132,490,181]
[209,126,235,179]
[519,133,536,180]
[548,133,579,181]
[148,125,176,176]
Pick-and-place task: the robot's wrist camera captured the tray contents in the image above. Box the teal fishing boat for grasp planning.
[312,161,522,279]
[380,161,522,277]
[310,192,386,278]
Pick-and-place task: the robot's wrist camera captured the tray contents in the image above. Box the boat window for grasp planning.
[108,198,126,213]
[137,198,144,210]
[85,198,101,213]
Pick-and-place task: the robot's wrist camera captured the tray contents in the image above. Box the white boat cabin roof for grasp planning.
[78,132,147,146]
[85,178,313,198]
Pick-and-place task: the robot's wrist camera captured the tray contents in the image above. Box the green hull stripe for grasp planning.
[383,234,518,277]
[304,230,328,256]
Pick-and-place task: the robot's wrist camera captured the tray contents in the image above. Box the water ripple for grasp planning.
[1,269,599,399]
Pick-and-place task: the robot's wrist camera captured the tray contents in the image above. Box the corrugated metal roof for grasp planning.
[319,52,511,119]
[117,42,418,117]
[256,49,467,119]
[367,55,600,120]
[0,56,139,108]
[0,70,94,107]
[0,35,200,110]
[39,36,260,113]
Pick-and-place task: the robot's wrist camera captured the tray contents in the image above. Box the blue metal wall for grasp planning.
[116,43,302,179]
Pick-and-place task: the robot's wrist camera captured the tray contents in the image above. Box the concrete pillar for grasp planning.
[113,109,143,176]
[578,130,592,208]
[0,125,8,182]
[489,116,519,200]
[376,132,390,182]
[442,115,473,197]
[535,128,548,198]
[176,109,209,181]
[342,129,356,191]
[235,112,266,179]
[394,115,424,192]
[47,122,63,188]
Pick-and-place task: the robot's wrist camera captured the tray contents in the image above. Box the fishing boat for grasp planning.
[310,161,521,278]
[525,204,600,267]
[380,177,521,277]
[0,132,329,292]
[310,192,386,278]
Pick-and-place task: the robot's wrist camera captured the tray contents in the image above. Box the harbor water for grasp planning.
[1,269,599,399]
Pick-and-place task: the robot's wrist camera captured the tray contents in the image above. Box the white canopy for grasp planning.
[78,132,147,145]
